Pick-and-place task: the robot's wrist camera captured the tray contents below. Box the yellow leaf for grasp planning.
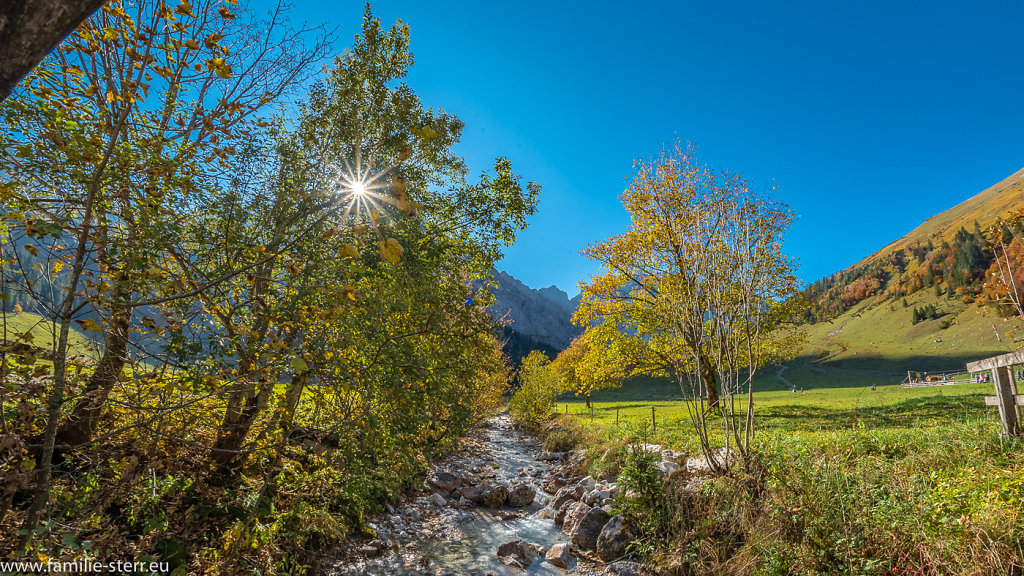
[340,244,360,259]
[205,33,225,49]
[380,238,404,264]
[78,318,103,332]
[184,39,200,50]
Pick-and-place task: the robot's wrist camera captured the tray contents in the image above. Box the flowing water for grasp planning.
[330,415,574,575]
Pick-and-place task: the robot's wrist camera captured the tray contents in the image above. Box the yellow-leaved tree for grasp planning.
[576,141,801,470]
[553,322,632,408]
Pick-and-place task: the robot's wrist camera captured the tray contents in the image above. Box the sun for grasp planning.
[350,181,368,197]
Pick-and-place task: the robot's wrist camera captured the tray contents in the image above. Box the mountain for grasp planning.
[856,166,1024,269]
[487,270,581,354]
[803,167,1024,323]
[787,167,1024,389]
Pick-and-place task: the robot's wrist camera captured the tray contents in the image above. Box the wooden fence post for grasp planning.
[651,406,656,433]
[616,408,619,427]
[992,366,1021,436]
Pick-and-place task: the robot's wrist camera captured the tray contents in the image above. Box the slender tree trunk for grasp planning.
[20,210,97,547]
[55,282,131,446]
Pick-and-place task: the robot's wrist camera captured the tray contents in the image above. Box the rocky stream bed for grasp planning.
[324,414,679,576]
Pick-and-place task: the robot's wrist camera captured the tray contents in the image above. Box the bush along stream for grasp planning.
[327,413,659,576]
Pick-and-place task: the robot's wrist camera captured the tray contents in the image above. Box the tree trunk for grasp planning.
[55,293,131,446]
[697,353,720,409]
[0,0,109,101]
[211,377,276,467]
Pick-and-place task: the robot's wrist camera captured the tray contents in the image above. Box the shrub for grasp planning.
[509,351,563,431]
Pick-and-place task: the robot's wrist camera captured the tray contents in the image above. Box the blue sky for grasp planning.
[270,1,1024,296]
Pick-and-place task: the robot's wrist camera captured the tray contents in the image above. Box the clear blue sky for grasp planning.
[271,0,1024,296]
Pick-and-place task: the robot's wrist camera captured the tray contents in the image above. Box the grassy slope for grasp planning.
[782,288,1024,391]
[856,165,1024,267]
[1,310,97,359]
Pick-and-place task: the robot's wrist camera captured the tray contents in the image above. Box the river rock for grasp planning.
[597,515,639,561]
[584,488,611,505]
[427,493,447,507]
[460,484,484,503]
[545,542,571,568]
[579,475,596,492]
[552,485,583,510]
[425,470,462,495]
[571,506,611,550]
[561,501,591,535]
[482,484,509,508]
[539,451,565,461]
[506,482,536,507]
[542,476,565,494]
[554,499,574,527]
[496,539,537,569]
[358,545,378,557]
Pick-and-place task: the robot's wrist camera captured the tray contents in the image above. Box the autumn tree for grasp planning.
[553,323,631,408]
[985,209,1024,320]
[174,7,538,471]
[0,0,329,543]
[576,142,800,469]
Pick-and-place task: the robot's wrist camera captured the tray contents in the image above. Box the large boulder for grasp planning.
[551,485,583,510]
[661,449,689,465]
[654,460,680,479]
[545,542,572,568]
[496,539,537,570]
[570,506,611,550]
[597,515,639,561]
[482,485,509,508]
[561,501,591,536]
[425,470,462,495]
[506,482,536,507]
[686,447,735,475]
